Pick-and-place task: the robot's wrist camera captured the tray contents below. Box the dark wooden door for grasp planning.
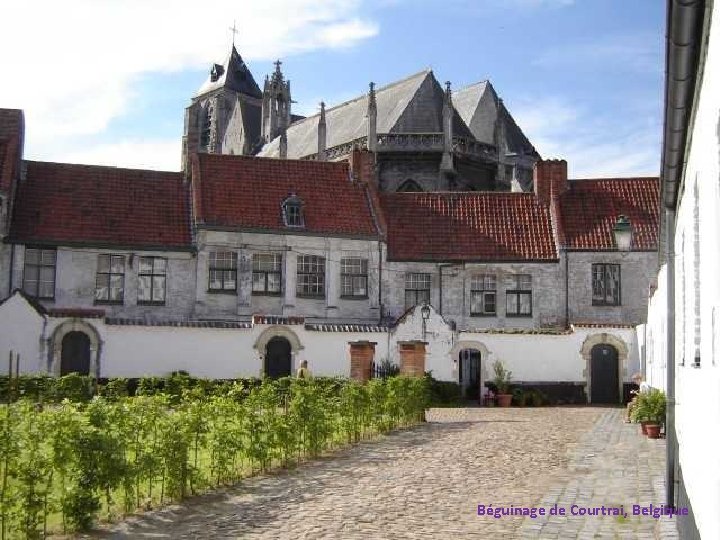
[265,337,291,378]
[590,344,619,404]
[61,331,91,376]
[459,349,481,399]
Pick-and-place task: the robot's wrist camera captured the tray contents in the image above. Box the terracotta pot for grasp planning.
[496,394,513,407]
[640,421,650,435]
[645,423,661,439]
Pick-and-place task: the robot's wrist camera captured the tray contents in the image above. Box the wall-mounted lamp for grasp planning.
[612,215,632,252]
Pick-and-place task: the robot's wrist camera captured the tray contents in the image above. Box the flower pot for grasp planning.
[496,394,513,407]
[645,423,661,439]
[640,421,650,435]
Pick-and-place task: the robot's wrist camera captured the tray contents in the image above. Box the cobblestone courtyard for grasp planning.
[89,407,680,539]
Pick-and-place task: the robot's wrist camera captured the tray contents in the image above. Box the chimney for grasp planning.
[366,82,377,152]
[348,146,376,185]
[317,101,327,161]
[533,159,567,205]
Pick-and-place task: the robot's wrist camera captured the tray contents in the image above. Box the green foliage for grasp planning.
[631,388,666,424]
[0,376,428,535]
[425,374,462,406]
[492,360,513,394]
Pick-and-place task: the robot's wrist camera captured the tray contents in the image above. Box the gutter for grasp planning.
[660,0,705,211]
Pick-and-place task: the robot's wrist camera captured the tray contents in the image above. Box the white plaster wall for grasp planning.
[0,294,46,373]
[101,324,260,378]
[669,6,720,537]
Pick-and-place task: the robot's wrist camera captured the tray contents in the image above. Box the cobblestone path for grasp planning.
[87,407,679,539]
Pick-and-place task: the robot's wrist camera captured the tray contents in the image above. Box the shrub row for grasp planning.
[0,376,429,537]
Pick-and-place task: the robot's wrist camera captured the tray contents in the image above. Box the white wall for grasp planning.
[0,293,45,373]
[671,5,720,537]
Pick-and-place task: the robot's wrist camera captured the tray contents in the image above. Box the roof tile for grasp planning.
[380,192,557,261]
[558,178,659,250]
[10,161,191,248]
[193,154,378,237]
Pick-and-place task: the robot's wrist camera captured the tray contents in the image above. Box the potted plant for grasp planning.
[492,360,513,407]
[643,389,666,439]
[630,391,651,434]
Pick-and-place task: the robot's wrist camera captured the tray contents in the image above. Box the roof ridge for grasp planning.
[287,68,433,126]
[24,160,182,176]
[569,176,659,182]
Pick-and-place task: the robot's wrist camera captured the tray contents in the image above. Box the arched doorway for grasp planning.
[265,336,292,378]
[590,344,620,404]
[61,331,91,376]
[459,349,481,399]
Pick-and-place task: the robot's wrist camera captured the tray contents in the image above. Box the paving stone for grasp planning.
[82,407,679,539]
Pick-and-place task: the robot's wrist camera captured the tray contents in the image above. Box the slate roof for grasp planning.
[192,153,379,237]
[258,70,432,159]
[558,178,659,250]
[196,46,262,98]
[9,161,192,249]
[380,192,558,261]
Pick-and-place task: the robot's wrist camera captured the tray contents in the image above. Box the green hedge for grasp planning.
[0,376,429,537]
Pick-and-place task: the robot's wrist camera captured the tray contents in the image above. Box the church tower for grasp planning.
[261,61,292,145]
[182,45,263,174]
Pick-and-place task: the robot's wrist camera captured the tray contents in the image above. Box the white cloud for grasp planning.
[0,0,379,166]
[512,97,660,177]
[48,139,183,171]
[533,35,661,74]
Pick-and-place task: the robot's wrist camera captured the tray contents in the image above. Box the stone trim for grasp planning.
[254,325,304,353]
[580,332,629,404]
[449,340,492,389]
[49,319,102,378]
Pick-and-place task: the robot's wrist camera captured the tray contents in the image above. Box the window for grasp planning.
[397,179,423,192]
[297,255,325,298]
[341,258,368,298]
[282,195,304,227]
[208,251,237,292]
[470,274,496,316]
[591,264,621,306]
[23,248,56,299]
[95,254,125,304]
[405,273,431,310]
[506,274,532,316]
[200,104,212,147]
[138,257,167,305]
[252,253,282,295]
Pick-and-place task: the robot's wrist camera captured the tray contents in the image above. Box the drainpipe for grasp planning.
[665,207,677,508]
[7,243,15,296]
[378,241,383,323]
[564,248,569,327]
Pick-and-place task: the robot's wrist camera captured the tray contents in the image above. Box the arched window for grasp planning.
[397,179,423,192]
[282,194,304,228]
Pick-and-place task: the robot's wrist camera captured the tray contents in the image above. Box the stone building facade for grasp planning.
[183,46,539,193]
[0,100,658,405]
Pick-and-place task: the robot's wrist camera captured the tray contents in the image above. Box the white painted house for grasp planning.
[638,1,720,538]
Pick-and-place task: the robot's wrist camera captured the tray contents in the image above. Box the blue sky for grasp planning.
[1,0,665,177]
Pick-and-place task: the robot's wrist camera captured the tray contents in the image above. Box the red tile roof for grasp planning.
[192,154,379,237]
[10,161,191,248]
[380,192,558,261]
[558,178,659,250]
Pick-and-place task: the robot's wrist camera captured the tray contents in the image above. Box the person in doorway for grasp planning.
[626,373,650,422]
[296,360,311,379]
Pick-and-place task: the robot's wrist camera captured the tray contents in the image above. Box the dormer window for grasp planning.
[282,195,304,228]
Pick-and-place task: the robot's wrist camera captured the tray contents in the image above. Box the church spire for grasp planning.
[262,59,292,144]
[440,81,454,173]
[366,82,377,152]
[318,101,327,161]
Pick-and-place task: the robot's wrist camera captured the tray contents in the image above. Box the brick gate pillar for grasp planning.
[398,341,427,377]
[349,341,376,382]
